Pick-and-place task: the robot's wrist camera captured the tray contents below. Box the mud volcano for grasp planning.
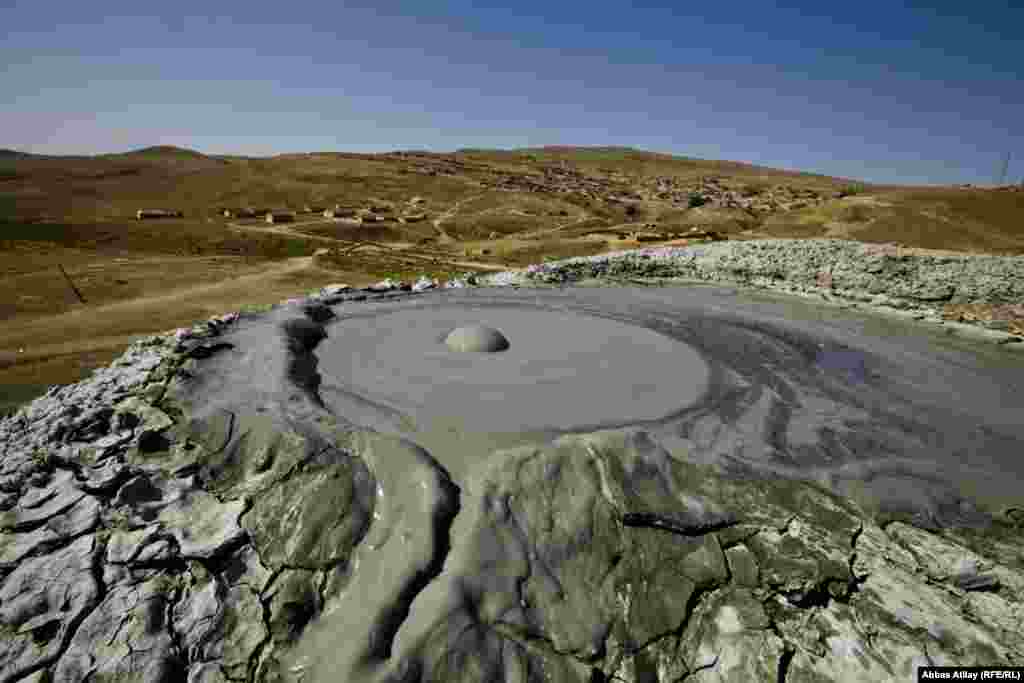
[75,284,1021,683]
[315,304,710,458]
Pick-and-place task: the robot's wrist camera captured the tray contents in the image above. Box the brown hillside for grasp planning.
[2,146,1022,415]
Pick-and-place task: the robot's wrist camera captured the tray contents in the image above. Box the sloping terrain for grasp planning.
[1,277,1021,683]
[1,139,1023,680]
[1,145,1022,413]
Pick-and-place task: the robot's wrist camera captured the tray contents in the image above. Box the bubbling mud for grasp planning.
[316,304,711,480]
[442,324,510,352]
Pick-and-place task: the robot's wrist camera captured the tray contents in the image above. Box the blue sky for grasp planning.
[2,0,1022,185]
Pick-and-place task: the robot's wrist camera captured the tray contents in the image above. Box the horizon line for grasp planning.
[3,143,1015,189]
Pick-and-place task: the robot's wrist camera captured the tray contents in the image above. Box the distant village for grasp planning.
[133,167,837,225]
[135,196,430,224]
[132,165,886,251]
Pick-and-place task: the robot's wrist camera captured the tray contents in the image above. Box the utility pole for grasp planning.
[57,264,87,304]
[997,152,1011,186]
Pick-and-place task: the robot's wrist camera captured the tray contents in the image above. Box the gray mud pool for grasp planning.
[159,284,1024,682]
[301,286,1024,518]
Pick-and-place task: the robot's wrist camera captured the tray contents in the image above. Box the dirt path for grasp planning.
[0,239,512,413]
[0,255,322,365]
[227,221,355,245]
[1,246,510,369]
[520,210,593,239]
[227,219,508,272]
[432,193,486,243]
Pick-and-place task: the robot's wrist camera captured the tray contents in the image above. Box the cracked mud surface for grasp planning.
[1,271,1023,682]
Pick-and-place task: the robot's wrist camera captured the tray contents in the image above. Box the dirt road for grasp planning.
[227,219,509,272]
[0,240,513,410]
[0,255,321,365]
[520,210,594,239]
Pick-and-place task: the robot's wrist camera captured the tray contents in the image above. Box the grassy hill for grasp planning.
[1,144,1022,416]
[2,144,1020,254]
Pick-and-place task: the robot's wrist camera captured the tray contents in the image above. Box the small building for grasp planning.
[324,207,357,219]
[136,209,183,220]
[265,211,296,224]
[222,208,260,219]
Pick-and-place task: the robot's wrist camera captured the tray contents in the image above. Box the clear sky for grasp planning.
[2,1,1022,185]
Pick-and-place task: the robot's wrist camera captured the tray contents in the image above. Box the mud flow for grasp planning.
[165,285,1024,682]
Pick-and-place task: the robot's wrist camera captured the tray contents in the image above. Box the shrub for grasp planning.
[688,193,707,208]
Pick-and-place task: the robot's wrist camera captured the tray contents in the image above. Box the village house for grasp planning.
[265,211,296,224]
[222,208,260,219]
[136,209,183,220]
[323,207,357,219]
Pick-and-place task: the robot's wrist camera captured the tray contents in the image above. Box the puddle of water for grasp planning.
[816,348,869,383]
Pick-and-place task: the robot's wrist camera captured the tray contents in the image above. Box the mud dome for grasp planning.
[140,284,1024,683]
[442,324,510,352]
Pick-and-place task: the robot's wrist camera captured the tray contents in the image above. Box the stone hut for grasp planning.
[324,207,357,219]
[136,209,183,220]
[265,211,296,224]
[222,208,260,219]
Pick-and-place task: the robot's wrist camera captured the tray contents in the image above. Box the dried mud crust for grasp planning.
[855,242,1024,335]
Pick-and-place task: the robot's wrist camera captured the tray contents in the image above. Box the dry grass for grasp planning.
[2,145,1022,416]
[487,239,612,266]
